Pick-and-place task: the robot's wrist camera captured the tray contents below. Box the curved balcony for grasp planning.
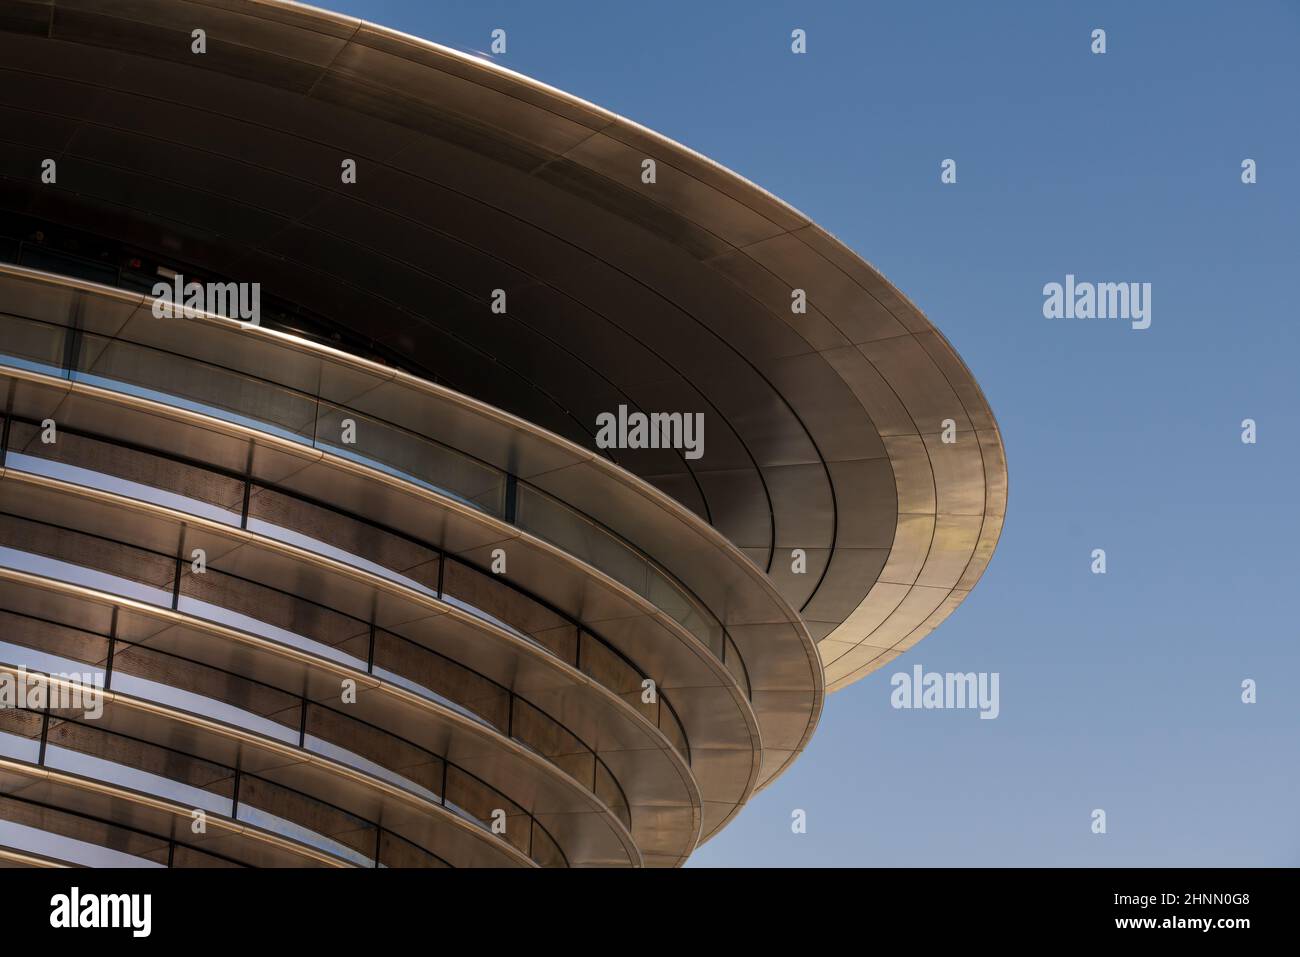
[0,264,818,797]
[0,263,739,670]
[0,273,783,842]
[0,556,706,864]
[0,672,545,867]
[0,764,359,867]
[0,468,711,865]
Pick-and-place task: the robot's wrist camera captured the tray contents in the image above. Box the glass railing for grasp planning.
[0,305,741,684]
[0,514,643,833]
[0,792,256,868]
[0,660,567,867]
[0,411,694,761]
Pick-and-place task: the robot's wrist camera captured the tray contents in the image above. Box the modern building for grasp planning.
[0,0,1006,867]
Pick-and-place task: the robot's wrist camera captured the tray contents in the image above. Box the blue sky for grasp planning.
[330,0,1300,866]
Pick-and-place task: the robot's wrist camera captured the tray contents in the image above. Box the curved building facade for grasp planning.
[0,0,1006,867]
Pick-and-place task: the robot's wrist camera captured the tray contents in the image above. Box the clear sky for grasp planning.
[329,0,1300,866]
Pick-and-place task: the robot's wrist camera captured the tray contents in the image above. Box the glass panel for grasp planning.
[0,794,171,864]
[180,566,371,663]
[0,513,176,597]
[305,703,444,796]
[530,819,566,868]
[171,844,243,868]
[0,607,109,669]
[0,313,68,374]
[723,634,751,699]
[314,403,505,516]
[18,246,119,286]
[510,697,595,790]
[44,714,237,804]
[111,644,302,733]
[371,630,510,731]
[6,420,245,522]
[238,774,376,864]
[441,559,578,662]
[579,631,647,718]
[517,485,727,660]
[648,566,723,656]
[658,702,690,764]
[247,485,439,594]
[379,830,449,868]
[443,765,531,858]
[0,708,44,748]
[75,333,318,441]
[594,759,630,830]
[515,485,649,595]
